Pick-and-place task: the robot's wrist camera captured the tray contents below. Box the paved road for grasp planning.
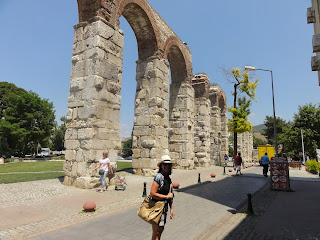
[30,167,267,240]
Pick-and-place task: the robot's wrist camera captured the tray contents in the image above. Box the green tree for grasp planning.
[0,82,55,156]
[281,104,320,159]
[122,138,133,157]
[253,134,266,148]
[263,115,287,145]
[50,116,66,151]
[223,68,258,158]
[228,134,234,157]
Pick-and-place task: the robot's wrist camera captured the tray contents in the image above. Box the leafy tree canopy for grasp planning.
[222,67,258,157]
[263,115,287,145]
[228,96,252,133]
[122,138,132,157]
[50,116,66,151]
[281,103,320,159]
[0,82,55,157]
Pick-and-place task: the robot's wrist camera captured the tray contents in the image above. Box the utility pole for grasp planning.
[301,129,306,163]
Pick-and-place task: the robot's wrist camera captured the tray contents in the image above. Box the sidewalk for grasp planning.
[27,165,267,240]
[0,163,257,240]
[1,164,319,240]
[198,167,320,240]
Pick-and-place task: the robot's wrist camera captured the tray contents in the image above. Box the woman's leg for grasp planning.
[151,224,164,240]
[103,170,108,190]
[99,174,105,192]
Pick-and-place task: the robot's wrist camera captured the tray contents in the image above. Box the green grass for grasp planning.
[0,161,63,173]
[0,172,64,184]
[116,161,132,171]
[0,160,132,184]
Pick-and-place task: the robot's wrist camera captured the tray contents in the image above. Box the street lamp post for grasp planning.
[245,66,278,157]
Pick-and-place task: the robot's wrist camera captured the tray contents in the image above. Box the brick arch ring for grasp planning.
[163,36,193,79]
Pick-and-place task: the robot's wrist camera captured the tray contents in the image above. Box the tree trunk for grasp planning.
[233,84,238,159]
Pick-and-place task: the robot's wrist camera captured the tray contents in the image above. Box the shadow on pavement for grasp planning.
[221,180,320,240]
[175,170,268,210]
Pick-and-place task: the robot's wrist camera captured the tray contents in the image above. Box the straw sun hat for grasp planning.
[157,155,175,167]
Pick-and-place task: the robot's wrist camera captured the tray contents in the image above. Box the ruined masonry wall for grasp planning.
[64,19,123,188]
[194,98,211,167]
[237,131,253,162]
[131,57,170,176]
[169,82,195,169]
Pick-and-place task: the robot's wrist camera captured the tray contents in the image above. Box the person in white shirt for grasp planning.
[93,151,113,193]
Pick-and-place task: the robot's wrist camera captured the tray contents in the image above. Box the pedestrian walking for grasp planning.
[92,151,113,193]
[234,152,243,176]
[150,155,174,240]
[224,154,229,166]
[261,152,270,177]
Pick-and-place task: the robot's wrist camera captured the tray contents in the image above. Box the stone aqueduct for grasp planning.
[63,0,228,188]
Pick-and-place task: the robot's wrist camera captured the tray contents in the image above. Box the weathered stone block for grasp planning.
[132,149,141,159]
[65,140,80,150]
[134,126,150,136]
[141,140,156,148]
[78,128,95,140]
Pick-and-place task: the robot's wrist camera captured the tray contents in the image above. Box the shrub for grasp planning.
[4,158,14,163]
[305,159,319,172]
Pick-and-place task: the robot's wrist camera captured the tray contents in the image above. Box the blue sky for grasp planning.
[1,0,319,137]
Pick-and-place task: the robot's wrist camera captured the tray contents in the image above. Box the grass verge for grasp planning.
[0,161,132,184]
[0,161,63,173]
[116,161,132,171]
[0,172,64,184]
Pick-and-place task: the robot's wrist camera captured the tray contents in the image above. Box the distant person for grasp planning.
[92,151,113,193]
[261,152,270,177]
[224,154,229,166]
[234,153,243,176]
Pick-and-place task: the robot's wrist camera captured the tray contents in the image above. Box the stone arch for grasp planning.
[77,0,160,60]
[163,36,193,82]
[117,1,159,60]
[164,36,194,168]
[218,93,226,113]
[66,0,201,187]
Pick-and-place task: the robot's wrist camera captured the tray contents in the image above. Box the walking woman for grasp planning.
[92,151,113,193]
[150,155,174,240]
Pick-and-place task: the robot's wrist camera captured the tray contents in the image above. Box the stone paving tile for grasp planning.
[198,167,320,240]
[29,166,266,240]
[2,165,315,240]
[0,166,236,240]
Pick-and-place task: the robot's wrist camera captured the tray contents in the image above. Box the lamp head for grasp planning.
[245,66,256,71]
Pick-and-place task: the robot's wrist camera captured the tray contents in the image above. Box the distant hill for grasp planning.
[253,132,267,143]
[253,124,266,133]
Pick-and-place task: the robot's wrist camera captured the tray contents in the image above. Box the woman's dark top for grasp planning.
[153,172,172,197]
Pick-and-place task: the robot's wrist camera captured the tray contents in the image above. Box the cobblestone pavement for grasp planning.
[1,164,318,240]
[0,162,241,240]
[28,165,267,240]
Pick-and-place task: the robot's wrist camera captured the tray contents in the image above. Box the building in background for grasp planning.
[309,0,320,85]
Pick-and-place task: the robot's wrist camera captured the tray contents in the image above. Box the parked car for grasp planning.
[37,148,51,157]
[124,156,132,160]
[117,156,124,160]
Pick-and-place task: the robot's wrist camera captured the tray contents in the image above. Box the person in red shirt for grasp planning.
[234,152,243,176]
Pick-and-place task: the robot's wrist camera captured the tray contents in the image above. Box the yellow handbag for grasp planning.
[137,197,165,224]
[137,184,172,225]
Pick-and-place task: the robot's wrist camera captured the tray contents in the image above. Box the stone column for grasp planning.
[169,81,195,169]
[220,111,229,158]
[132,57,170,176]
[210,106,221,165]
[192,74,211,167]
[64,18,123,188]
